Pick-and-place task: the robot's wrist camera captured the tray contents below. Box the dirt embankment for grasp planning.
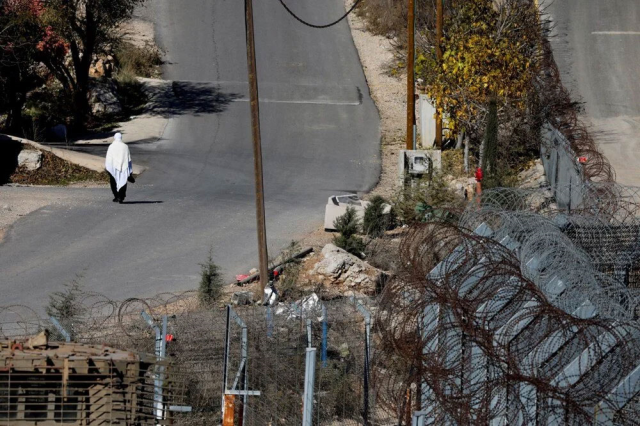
[346,0,406,200]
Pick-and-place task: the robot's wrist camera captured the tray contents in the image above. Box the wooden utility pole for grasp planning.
[435,0,443,148]
[406,0,416,150]
[245,0,269,298]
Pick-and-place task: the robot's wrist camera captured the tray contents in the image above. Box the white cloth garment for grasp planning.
[105,133,132,191]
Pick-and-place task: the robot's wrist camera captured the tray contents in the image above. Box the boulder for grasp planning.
[89,55,114,78]
[89,82,122,116]
[309,244,385,297]
[17,150,42,171]
[231,291,254,306]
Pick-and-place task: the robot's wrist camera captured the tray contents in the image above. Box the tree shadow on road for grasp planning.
[146,81,241,118]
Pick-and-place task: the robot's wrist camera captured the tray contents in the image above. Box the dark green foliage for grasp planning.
[482,98,499,174]
[42,0,147,126]
[480,99,521,189]
[114,76,148,117]
[363,195,396,238]
[333,233,366,258]
[334,206,360,238]
[395,172,463,224]
[198,249,223,307]
[333,206,366,258]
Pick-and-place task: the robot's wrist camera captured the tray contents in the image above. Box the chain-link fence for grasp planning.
[0,293,389,425]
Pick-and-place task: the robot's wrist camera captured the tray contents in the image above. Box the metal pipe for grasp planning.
[302,348,317,426]
[237,247,313,285]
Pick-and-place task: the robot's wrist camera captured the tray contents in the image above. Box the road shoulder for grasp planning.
[345,0,405,200]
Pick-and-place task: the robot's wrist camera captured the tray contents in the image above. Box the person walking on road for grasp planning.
[105,133,134,204]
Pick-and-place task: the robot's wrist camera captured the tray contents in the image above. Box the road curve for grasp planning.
[546,0,640,185]
[0,0,380,306]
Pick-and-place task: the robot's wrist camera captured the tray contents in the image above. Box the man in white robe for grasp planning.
[105,133,133,203]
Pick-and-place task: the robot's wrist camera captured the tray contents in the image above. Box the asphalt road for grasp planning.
[546,0,640,185]
[0,0,380,306]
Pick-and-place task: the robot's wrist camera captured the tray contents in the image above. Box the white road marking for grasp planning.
[233,98,361,106]
[592,31,640,35]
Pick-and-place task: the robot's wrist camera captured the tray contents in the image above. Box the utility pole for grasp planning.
[435,0,443,148]
[406,0,416,150]
[244,0,269,298]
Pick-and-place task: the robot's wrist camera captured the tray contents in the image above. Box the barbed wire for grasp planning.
[374,220,640,424]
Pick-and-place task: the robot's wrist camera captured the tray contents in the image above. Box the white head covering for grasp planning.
[105,133,132,190]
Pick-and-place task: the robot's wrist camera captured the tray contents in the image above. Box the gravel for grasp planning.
[346,0,406,200]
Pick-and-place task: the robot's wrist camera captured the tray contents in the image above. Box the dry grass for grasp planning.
[114,41,162,79]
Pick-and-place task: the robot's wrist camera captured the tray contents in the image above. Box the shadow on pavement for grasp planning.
[0,136,22,185]
[119,201,164,205]
[147,81,240,118]
[46,83,240,147]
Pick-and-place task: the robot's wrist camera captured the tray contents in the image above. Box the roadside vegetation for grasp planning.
[198,249,224,307]
[7,146,108,185]
[357,0,546,187]
[0,0,161,141]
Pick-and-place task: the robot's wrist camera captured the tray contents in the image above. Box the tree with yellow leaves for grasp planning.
[416,0,541,136]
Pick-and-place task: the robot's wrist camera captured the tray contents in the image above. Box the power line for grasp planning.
[277,0,364,29]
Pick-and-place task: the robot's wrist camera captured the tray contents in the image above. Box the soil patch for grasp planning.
[7,145,108,186]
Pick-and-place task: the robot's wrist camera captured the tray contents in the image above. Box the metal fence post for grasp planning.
[241,317,248,423]
[302,347,317,426]
[222,306,231,422]
[354,299,372,425]
[412,411,428,426]
[141,311,167,423]
[267,306,273,337]
[321,305,328,368]
[222,306,255,425]
[49,316,71,342]
[306,319,312,348]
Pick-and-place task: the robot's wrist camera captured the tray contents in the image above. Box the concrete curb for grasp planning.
[2,134,147,175]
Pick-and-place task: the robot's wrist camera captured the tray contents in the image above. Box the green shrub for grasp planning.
[198,249,224,307]
[395,172,462,224]
[46,277,86,321]
[333,206,366,258]
[363,195,396,238]
[46,277,86,340]
[115,74,148,116]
